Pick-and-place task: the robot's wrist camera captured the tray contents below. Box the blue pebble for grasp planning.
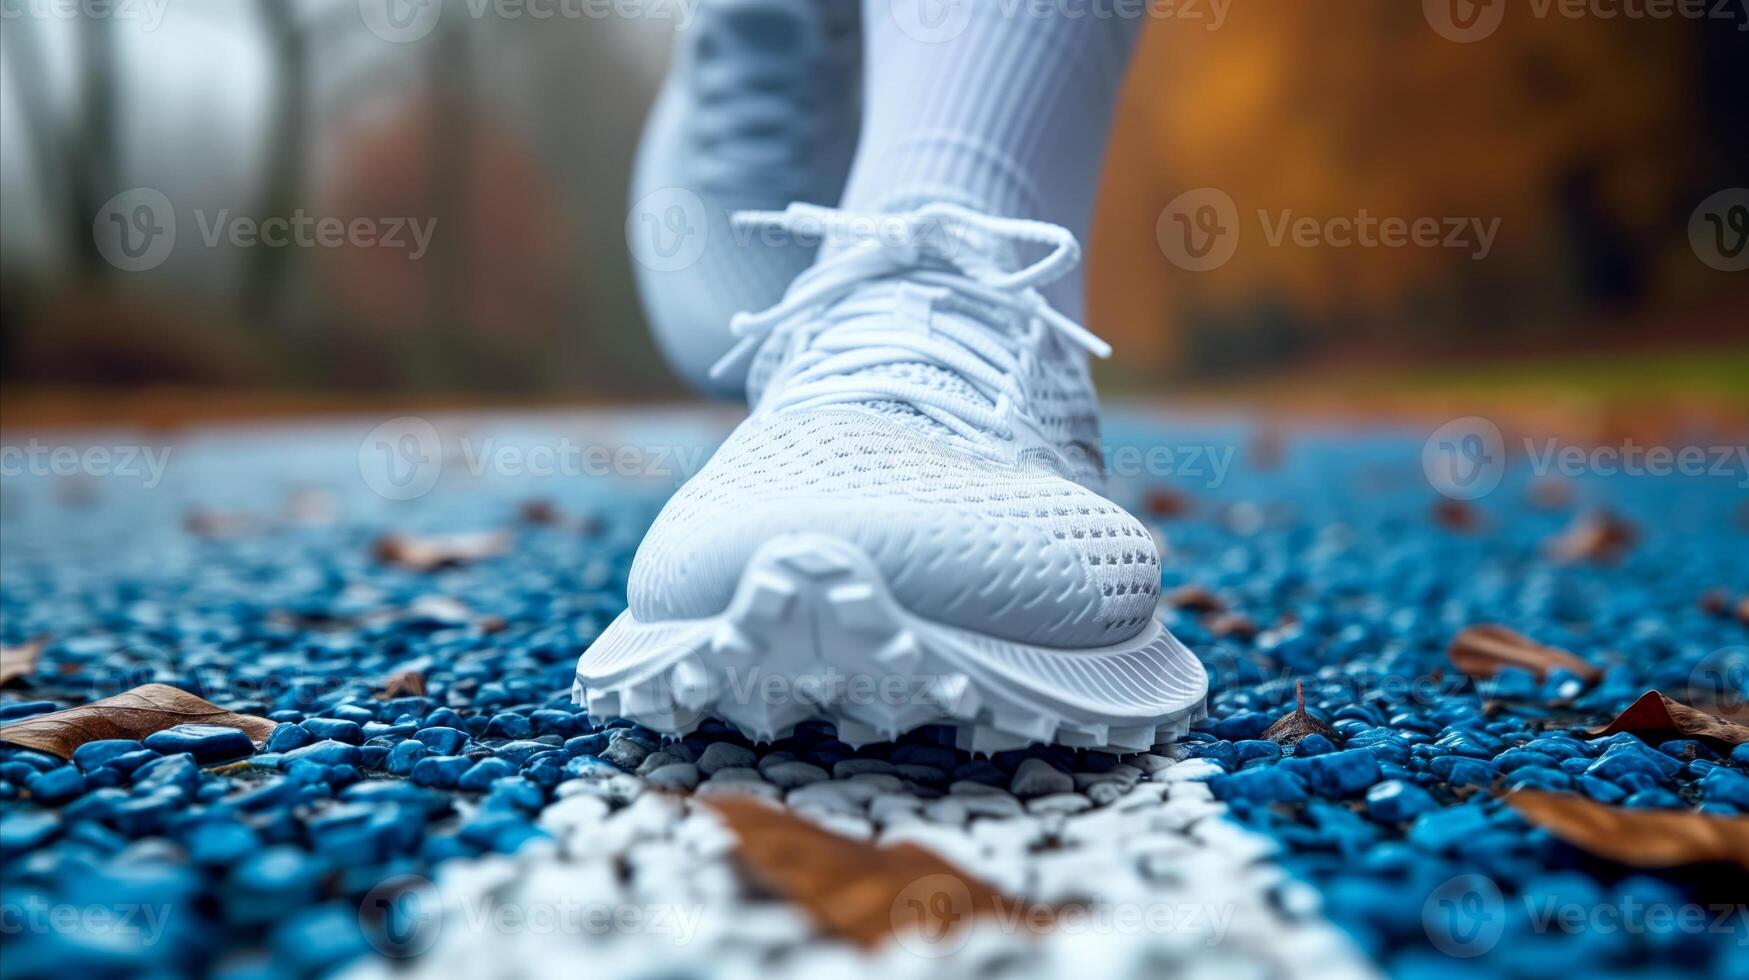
[133,753,203,796]
[71,739,144,773]
[1623,788,1683,809]
[1585,746,1679,783]
[0,810,61,855]
[485,712,533,739]
[1364,780,1436,822]
[1578,774,1626,804]
[1504,765,1571,791]
[529,709,578,736]
[1209,767,1308,804]
[0,701,58,722]
[330,704,377,724]
[410,754,472,789]
[413,726,468,755]
[24,765,88,805]
[280,740,362,768]
[1207,711,1273,740]
[143,724,256,763]
[457,758,517,791]
[300,718,364,744]
[492,740,551,766]
[384,740,428,776]
[1732,743,1749,766]
[1700,768,1749,807]
[1408,805,1492,854]
[105,749,160,775]
[563,733,609,758]
[1182,740,1239,771]
[1294,733,1336,757]
[1235,739,1283,763]
[1279,748,1382,797]
[266,722,316,753]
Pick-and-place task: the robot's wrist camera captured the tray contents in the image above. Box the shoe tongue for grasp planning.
[746,209,1035,440]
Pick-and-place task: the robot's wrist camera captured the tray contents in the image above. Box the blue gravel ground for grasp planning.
[1,413,1745,979]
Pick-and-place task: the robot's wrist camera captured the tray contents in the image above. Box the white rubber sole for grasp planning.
[573,534,1207,754]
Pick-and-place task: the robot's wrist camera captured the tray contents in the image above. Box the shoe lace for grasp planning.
[707,203,1112,444]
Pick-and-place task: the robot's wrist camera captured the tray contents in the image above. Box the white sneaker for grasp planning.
[580,204,1207,753]
[628,0,861,396]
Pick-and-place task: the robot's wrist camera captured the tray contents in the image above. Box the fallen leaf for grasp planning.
[0,639,44,688]
[1261,680,1339,746]
[707,796,1045,949]
[1164,585,1224,614]
[518,499,563,526]
[1207,612,1258,640]
[1585,691,1749,748]
[0,683,274,758]
[1528,476,1573,511]
[1250,428,1284,471]
[1508,790,1749,872]
[286,489,338,526]
[1431,499,1480,532]
[1699,589,1731,616]
[1447,624,1602,683]
[1142,488,1189,519]
[1738,597,1749,628]
[380,668,428,699]
[373,531,511,571]
[1546,510,1635,564]
[184,509,257,539]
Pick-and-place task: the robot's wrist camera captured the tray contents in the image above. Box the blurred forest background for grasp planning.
[2,0,1746,418]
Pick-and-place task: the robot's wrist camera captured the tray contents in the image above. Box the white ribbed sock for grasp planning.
[833,2,1142,316]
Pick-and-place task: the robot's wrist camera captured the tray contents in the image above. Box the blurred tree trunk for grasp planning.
[426,5,473,388]
[247,0,312,331]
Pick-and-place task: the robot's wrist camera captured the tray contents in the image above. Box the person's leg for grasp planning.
[628,0,861,397]
[586,4,1204,753]
[830,2,1143,316]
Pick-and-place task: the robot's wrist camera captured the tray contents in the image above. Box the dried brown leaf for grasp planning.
[0,683,274,758]
[708,796,1046,949]
[1699,588,1731,616]
[1546,510,1635,564]
[1142,488,1189,519]
[1431,499,1480,532]
[1448,624,1601,683]
[1207,612,1258,640]
[1585,690,1749,748]
[1508,790,1749,872]
[380,668,428,699]
[373,531,511,571]
[1164,584,1224,614]
[1528,476,1574,511]
[1262,680,1339,746]
[518,499,563,526]
[0,638,44,688]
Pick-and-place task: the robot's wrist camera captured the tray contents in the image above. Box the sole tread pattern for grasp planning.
[575,534,1207,752]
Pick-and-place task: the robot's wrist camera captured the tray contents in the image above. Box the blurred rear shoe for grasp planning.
[628,0,861,396]
[579,203,1207,753]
